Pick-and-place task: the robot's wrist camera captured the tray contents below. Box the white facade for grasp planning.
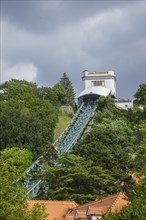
[114,99,133,109]
[82,70,116,97]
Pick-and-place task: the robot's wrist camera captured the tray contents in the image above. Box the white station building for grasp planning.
[77,70,133,109]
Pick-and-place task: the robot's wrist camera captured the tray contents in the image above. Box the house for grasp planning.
[27,200,78,220]
[28,193,128,220]
[114,98,133,109]
[65,192,129,220]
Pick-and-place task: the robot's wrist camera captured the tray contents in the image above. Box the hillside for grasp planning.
[0,79,146,219]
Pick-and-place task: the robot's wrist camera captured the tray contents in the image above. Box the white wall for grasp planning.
[115,100,133,109]
[82,70,116,97]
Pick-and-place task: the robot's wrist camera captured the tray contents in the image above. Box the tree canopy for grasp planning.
[59,72,75,106]
[39,153,116,204]
[0,80,58,160]
[104,86,146,220]
[134,83,146,107]
[0,147,47,220]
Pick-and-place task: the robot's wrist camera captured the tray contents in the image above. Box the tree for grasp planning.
[36,86,58,104]
[39,153,116,204]
[0,147,47,220]
[104,117,146,220]
[134,120,146,170]
[52,83,68,105]
[0,79,38,101]
[59,73,75,106]
[0,97,58,160]
[95,96,127,123]
[134,83,146,107]
[73,119,136,194]
[105,173,146,220]
[105,198,146,220]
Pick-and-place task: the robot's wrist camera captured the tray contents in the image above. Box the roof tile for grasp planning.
[65,193,129,219]
[28,200,78,220]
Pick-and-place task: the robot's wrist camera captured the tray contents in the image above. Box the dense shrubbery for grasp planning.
[0,147,48,220]
[0,73,75,159]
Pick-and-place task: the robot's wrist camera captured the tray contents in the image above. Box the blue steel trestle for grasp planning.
[24,101,97,198]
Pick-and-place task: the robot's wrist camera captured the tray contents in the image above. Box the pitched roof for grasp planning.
[109,192,129,213]
[65,193,128,219]
[28,200,78,220]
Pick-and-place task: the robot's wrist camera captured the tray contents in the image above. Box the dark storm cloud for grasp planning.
[1,0,145,99]
[1,0,134,33]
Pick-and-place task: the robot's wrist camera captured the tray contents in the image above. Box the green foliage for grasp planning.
[95,96,127,123]
[28,203,48,220]
[39,153,115,204]
[95,95,146,220]
[59,72,75,106]
[53,112,72,140]
[36,86,57,103]
[73,119,135,164]
[0,80,58,160]
[0,79,38,101]
[0,78,75,159]
[0,147,47,220]
[0,147,32,174]
[96,96,117,111]
[105,175,146,220]
[105,197,146,220]
[39,95,142,204]
[134,120,146,171]
[1,79,145,212]
[52,83,68,105]
[0,98,57,159]
[134,83,146,107]
[73,98,136,195]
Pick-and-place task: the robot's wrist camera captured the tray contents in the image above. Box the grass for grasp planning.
[53,113,72,141]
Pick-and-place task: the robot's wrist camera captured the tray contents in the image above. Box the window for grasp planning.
[91,81,105,86]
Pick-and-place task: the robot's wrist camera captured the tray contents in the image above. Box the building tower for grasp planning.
[82,70,116,97]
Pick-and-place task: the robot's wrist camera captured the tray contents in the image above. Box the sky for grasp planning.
[0,0,146,99]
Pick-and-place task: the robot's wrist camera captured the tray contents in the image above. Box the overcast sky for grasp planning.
[1,0,146,99]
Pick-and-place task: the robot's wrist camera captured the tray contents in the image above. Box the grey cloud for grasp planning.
[1,0,136,33]
[1,0,145,99]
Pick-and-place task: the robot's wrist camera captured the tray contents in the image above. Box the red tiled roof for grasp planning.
[65,214,74,220]
[28,200,78,220]
[109,193,129,213]
[65,193,129,219]
[28,193,128,220]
